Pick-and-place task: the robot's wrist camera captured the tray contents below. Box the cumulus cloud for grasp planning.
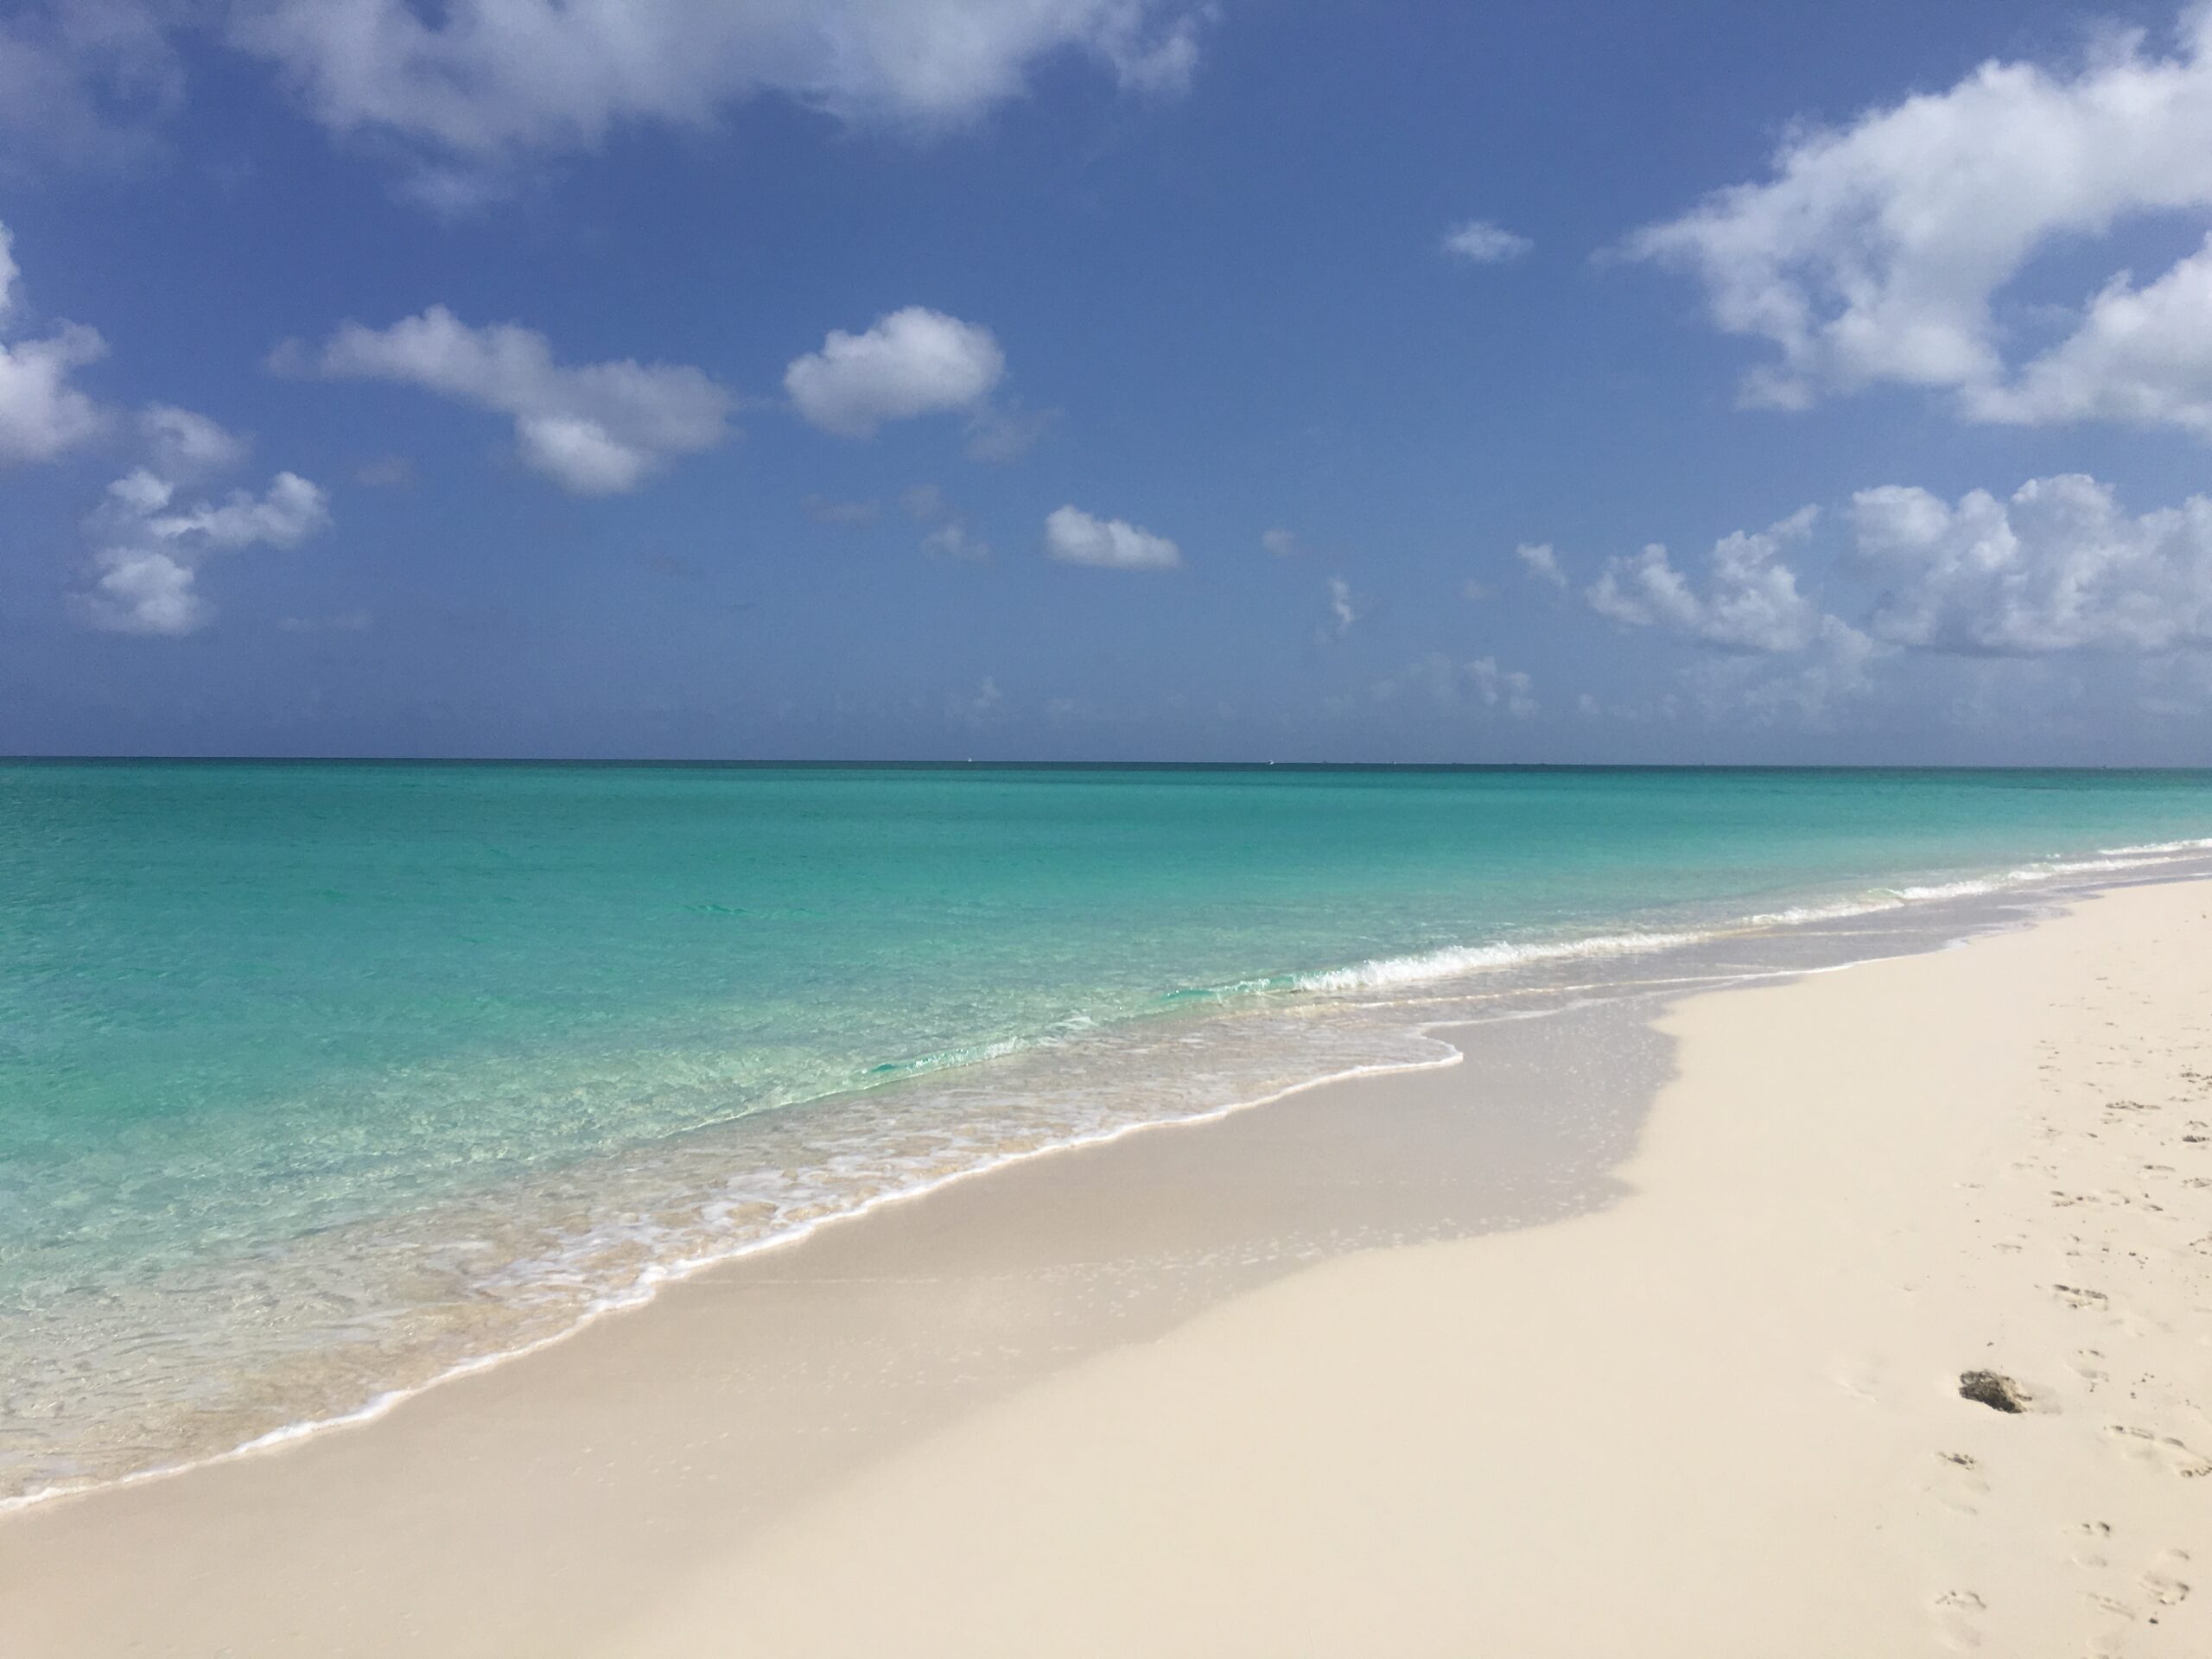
[1043,504,1181,570]
[1552,467,2212,725]
[1679,624,1883,725]
[1575,505,1885,722]
[1261,527,1302,556]
[903,480,990,561]
[785,308,1004,438]
[1969,235,2212,435]
[293,305,732,493]
[1325,575,1358,636]
[1466,655,1538,717]
[141,402,247,475]
[3,2,1212,190]
[1516,542,1568,588]
[1363,652,1538,718]
[79,456,330,635]
[1586,507,1841,653]
[1627,9,2212,430]
[1441,219,1532,264]
[950,675,1005,723]
[923,521,990,562]
[1852,473,2212,653]
[0,0,182,171]
[0,221,109,464]
[229,0,1211,175]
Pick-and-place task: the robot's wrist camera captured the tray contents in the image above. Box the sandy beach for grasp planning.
[4,877,2209,1656]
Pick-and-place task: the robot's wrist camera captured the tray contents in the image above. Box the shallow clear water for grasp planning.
[4,762,2211,1501]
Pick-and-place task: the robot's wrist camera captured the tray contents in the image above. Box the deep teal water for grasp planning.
[4,762,2211,1497]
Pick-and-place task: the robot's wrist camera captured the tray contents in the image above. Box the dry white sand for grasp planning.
[3,880,2208,1656]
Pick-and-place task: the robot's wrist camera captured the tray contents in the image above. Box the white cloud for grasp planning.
[84,549,202,635]
[1466,655,1538,717]
[0,0,182,170]
[139,469,329,550]
[923,521,990,563]
[1261,527,1302,557]
[785,307,1004,438]
[1044,504,1181,570]
[1852,472,2212,653]
[1627,10,2212,429]
[4,3,1212,195]
[0,221,109,464]
[1969,234,2212,434]
[1678,622,1882,725]
[140,402,246,476]
[226,0,1211,177]
[1363,652,1538,719]
[1571,504,1885,723]
[1585,506,1842,653]
[1546,467,2212,726]
[1459,577,1491,601]
[1516,541,1567,588]
[80,465,331,635]
[296,305,733,493]
[903,480,989,560]
[1441,219,1532,264]
[1325,575,1357,635]
[950,675,1005,723]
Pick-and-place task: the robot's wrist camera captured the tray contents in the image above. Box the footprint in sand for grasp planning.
[1932,1450,1990,1514]
[2072,1520,2114,1569]
[2140,1548,2191,1606]
[1931,1589,1986,1651]
[2054,1283,2111,1310]
[2105,1426,2212,1478]
[1835,1357,1885,1402]
[2083,1592,2138,1659]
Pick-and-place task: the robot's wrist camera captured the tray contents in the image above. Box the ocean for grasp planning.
[5,760,2211,1505]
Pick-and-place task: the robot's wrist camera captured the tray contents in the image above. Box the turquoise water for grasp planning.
[5,762,2212,1500]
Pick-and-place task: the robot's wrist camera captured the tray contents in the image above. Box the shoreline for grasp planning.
[4,876,2210,1652]
[9,836,2210,1516]
[608,874,2209,1659]
[0,1047,1475,1520]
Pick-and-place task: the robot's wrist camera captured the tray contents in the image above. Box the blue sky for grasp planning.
[5,0,2212,761]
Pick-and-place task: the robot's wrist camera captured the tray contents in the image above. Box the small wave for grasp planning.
[1287,928,1710,993]
[865,1034,1033,1078]
[1174,837,2212,1006]
[2098,836,2212,856]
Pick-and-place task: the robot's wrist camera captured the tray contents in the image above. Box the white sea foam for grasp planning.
[2098,836,2212,855]
[1289,928,1710,993]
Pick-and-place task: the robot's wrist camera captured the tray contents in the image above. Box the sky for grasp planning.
[5,0,2212,763]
